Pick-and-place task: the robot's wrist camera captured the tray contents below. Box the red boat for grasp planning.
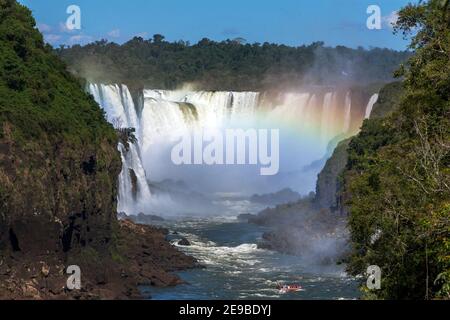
[277,283,303,293]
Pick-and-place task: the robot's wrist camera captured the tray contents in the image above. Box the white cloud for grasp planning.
[68,34,94,45]
[107,29,121,38]
[44,34,62,44]
[383,11,399,29]
[59,21,76,34]
[37,23,52,33]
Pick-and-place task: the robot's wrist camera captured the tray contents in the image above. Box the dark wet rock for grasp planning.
[117,212,128,220]
[177,238,191,246]
[0,219,198,300]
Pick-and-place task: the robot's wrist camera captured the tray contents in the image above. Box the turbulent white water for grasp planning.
[89,83,377,216]
[365,94,379,119]
[146,217,359,300]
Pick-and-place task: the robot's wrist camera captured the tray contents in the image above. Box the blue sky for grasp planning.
[19,0,414,50]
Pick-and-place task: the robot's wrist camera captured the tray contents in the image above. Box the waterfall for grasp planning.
[88,83,139,130]
[342,91,352,133]
[88,84,151,215]
[321,92,335,143]
[269,93,310,124]
[89,83,378,215]
[184,91,259,126]
[138,90,262,152]
[304,94,317,131]
[117,143,134,214]
[365,94,379,119]
[140,92,191,154]
[229,92,260,119]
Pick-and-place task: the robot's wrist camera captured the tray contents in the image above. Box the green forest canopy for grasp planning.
[57,35,411,91]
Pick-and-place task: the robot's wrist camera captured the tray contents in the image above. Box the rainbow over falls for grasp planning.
[88,83,379,216]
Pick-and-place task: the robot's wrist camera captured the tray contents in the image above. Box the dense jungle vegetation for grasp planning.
[343,0,450,299]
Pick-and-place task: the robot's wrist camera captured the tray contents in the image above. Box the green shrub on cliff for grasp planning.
[0,0,116,144]
[343,0,450,299]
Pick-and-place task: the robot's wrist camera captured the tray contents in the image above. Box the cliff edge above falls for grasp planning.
[0,0,196,299]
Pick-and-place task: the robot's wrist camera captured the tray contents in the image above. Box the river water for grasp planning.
[140,216,360,300]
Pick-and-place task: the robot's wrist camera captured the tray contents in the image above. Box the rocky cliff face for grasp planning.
[315,139,350,209]
[0,123,121,260]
